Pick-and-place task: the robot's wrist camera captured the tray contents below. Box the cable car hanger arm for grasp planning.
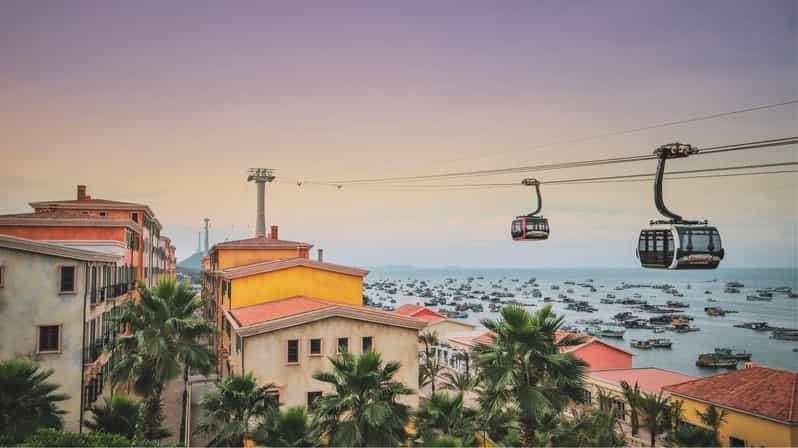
[521,178,542,216]
[653,143,700,224]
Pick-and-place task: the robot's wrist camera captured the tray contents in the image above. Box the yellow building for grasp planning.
[664,365,798,447]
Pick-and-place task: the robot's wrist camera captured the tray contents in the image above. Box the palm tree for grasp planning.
[550,407,626,447]
[196,372,279,447]
[669,399,684,433]
[109,280,216,440]
[473,305,589,447]
[620,380,641,436]
[310,350,414,447]
[414,392,478,445]
[419,331,444,394]
[84,394,141,439]
[440,370,477,393]
[638,391,669,447]
[0,358,68,443]
[254,406,316,447]
[696,405,729,446]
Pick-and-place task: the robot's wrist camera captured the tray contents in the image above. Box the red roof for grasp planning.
[211,236,313,251]
[664,365,798,423]
[393,304,446,323]
[448,330,633,356]
[589,368,697,397]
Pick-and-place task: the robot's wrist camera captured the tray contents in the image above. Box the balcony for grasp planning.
[83,341,104,364]
[90,283,132,306]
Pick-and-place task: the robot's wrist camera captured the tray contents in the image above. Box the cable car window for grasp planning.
[691,230,711,252]
[511,220,523,237]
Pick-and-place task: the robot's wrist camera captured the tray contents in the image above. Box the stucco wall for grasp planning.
[676,396,795,447]
[425,320,476,339]
[0,247,87,432]
[230,266,363,308]
[230,316,420,410]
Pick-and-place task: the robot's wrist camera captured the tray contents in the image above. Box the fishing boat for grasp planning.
[746,295,773,302]
[650,338,673,348]
[714,347,752,361]
[652,327,665,334]
[704,306,726,316]
[725,281,745,288]
[696,353,737,369]
[724,287,740,293]
[587,326,626,338]
[631,339,652,349]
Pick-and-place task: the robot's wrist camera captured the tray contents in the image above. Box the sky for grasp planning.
[1,0,796,268]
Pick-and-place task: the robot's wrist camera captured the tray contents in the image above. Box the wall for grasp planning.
[230,266,363,308]
[218,248,302,270]
[0,248,86,432]
[230,316,420,410]
[676,396,795,447]
[573,343,632,370]
[425,320,476,339]
[0,226,126,242]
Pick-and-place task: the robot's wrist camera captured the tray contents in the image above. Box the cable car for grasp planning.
[511,178,549,241]
[636,143,724,269]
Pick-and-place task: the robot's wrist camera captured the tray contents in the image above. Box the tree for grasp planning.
[0,358,68,443]
[669,399,684,433]
[414,392,478,445]
[638,391,669,447]
[550,407,626,447]
[419,331,445,394]
[254,406,317,447]
[620,380,641,436]
[696,405,729,446]
[109,280,216,440]
[310,350,413,447]
[196,372,279,447]
[473,305,589,447]
[84,395,141,439]
[440,370,477,393]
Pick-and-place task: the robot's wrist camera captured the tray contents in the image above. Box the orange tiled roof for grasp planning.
[664,365,798,424]
[589,368,697,397]
[393,304,446,323]
[226,296,428,335]
[218,257,368,280]
[448,330,633,356]
[211,236,313,252]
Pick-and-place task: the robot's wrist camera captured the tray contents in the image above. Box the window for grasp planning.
[287,339,300,364]
[59,266,76,293]
[38,325,61,353]
[309,338,322,356]
[581,388,592,405]
[307,391,323,410]
[337,337,349,354]
[131,212,139,223]
[729,436,746,447]
[361,336,373,352]
[235,335,242,353]
[99,211,106,217]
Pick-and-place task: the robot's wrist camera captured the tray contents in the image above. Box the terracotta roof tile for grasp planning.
[393,304,446,323]
[664,366,798,423]
[219,257,368,279]
[211,236,312,251]
[447,330,633,357]
[589,368,697,396]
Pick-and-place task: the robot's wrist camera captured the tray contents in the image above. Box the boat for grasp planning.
[587,326,626,338]
[696,353,737,368]
[771,330,798,341]
[631,339,652,349]
[650,338,673,348]
[652,327,665,334]
[724,287,740,293]
[666,300,689,308]
[725,281,745,288]
[746,295,773,302]
[714,347,751,361]
[704,306,726,316]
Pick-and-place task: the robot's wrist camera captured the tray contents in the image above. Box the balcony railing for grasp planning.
[83,341,104,364]
[90,283,133,305]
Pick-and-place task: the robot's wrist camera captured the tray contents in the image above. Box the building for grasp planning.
[0,235,126,432]
[1,185,167,288]
[223,296,427,409]
[393,304,475,338]
[664,365,798,447]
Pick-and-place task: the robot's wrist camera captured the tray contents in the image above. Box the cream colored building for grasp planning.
[223,296,427,409]
[0,235,126,432]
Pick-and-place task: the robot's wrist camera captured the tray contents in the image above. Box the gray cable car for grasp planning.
[511,178,549,241]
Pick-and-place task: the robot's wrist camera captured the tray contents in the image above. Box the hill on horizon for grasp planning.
[177,251,203,272]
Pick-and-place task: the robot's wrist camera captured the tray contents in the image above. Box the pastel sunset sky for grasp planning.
[1,1,796,267]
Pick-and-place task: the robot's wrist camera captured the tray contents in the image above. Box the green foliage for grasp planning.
[696,405,729,446]
[0,358,68,443]
[673,424,718,447]
[419,332,444,394]
[550,408,626,447]
[84,395,142,439]
[620,380,641,436]
[254,406,317,447]
[426,435,463,447]
[440,370,477,393]
[18,428,159,447]
[310,350,413,447]
[638,391,670,447]
[109,280,216,440]
[196,372,279,447]
[414,392,478,445]
[473,305,589,447]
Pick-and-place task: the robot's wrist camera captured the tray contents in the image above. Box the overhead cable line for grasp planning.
[304,136,798,186]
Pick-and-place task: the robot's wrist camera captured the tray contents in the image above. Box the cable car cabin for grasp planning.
[637,224,723,269]
[511,216,549,241]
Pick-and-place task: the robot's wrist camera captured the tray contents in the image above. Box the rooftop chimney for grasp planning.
[270,225,279,240]
[317,248,324,263]
[77,185,87,201]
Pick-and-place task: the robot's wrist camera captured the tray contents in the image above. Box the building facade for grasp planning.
[0,235,127,432]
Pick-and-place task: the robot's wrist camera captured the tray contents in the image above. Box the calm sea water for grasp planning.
[366,267,798,376]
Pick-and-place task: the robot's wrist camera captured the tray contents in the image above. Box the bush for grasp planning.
[426,435,463,447]
[18,428,159,447]
[674,425,717,447]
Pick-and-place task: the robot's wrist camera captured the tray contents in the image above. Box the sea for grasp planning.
[365,267,798,377]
